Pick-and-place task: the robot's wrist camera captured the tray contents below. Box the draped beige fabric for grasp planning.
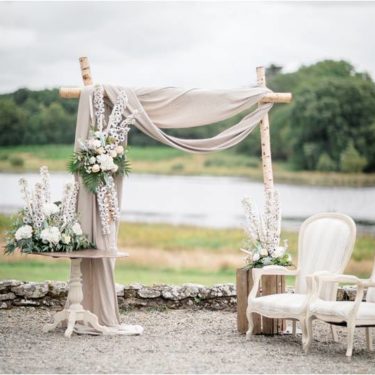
[74,84,272,326]
[74,88,122,327]
[105,85,273,153]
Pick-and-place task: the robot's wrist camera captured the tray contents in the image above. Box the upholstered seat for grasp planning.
[251,293,308,316]
[310,299,375,322]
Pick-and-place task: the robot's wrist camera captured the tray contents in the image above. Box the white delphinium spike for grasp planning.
[19,178,33,224]
[94,85,106,132]
[61,182,77,226]
[96,183,111,235]
[241,197,259,248]
[66,182,79,225]
[242,188,283,263]
[31,183,45,228]
[39,166,51,203]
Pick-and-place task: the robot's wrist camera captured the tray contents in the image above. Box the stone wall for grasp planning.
[0,279,362,311]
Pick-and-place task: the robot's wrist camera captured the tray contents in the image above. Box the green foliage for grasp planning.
[0,89,77,146]
[9,155,24,167]
[281,63,375,172]
[340,141,367,173]
[316,152,337,172]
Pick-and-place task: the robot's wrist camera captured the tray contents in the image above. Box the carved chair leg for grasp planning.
[300,318,308,350]
[330,324,339,342]
[246,307,254,340]
[303,316,314,353]
[292,320,297,336]
[346,320,356,358]
[366,327,373,352]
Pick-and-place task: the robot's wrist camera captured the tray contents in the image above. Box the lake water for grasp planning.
[0,173,374,233]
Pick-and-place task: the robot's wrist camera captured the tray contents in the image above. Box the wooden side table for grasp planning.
[36,249,128,338]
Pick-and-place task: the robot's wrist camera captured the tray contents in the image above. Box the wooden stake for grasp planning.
[256,66,274,191]
[79,57,93,86]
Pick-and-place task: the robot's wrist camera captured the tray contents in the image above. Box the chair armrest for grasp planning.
[314,273,371,316]
[318,274,361,285]
[361,280,375,288]
[248,266,298,301]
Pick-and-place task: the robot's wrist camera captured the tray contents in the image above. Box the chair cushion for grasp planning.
[250,293,308,316]
[310,299,375,321]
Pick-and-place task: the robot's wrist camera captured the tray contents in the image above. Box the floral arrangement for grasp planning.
[241,189,292,268]
[68,85,137,235]
[5,166,93,254]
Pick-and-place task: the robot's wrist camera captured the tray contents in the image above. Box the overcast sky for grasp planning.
[0,1,374,93]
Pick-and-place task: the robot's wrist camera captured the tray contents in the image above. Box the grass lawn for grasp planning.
[1,144,375,187]
[1,214,374,285]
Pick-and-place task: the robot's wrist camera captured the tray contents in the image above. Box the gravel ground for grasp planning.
[0,308,374,374]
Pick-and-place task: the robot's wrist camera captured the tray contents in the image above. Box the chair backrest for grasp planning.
[295,212,356,298]
[366,259,375,302]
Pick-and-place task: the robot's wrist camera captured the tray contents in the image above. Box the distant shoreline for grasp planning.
[1,144,375,187]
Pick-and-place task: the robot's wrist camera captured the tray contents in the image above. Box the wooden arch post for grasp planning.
[236,66,286,336]
[257,66,274,191]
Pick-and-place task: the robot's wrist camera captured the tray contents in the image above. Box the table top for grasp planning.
[34,249,129,259]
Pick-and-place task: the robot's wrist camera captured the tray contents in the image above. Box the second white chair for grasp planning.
[305,260,375,357]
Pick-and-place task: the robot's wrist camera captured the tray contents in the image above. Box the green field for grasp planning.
[1,214,374,285]
[1,144,375,186]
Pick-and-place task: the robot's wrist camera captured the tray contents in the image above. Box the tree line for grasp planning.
[1,60,375,173]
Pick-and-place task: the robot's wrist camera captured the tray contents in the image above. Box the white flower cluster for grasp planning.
[8,166,91,253]
[40,226,61,244]
[96,154,118,172]
[42,203,59,217]
[15,225,33,241]
[241,188,292,267]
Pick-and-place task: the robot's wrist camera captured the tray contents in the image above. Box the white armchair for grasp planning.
[246,212,356,347]
[305,262,375,358]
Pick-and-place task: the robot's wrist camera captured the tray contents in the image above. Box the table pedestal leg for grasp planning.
[43,258,109,337]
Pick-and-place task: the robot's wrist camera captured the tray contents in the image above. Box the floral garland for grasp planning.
[5,166,92,254]
[68,85,137,235]
[241,188,292,268]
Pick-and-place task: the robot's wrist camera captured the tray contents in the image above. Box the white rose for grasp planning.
[40,226,61,244]
[62,234,71,244]
[15,225,33,241]
[72,223,83,236]
[260,248,268,257]
[97,154,116,171]
[92,164,100,173]
[42,203,59,217]
[110,150,117,158]
[87,140,96,149]
[97,147,105,155]
[252,253,260,262]
[272,246,286,258]
[93,140,102,148]
[89,156,96,164]
[112,164,119,172]
[116,146,124,155]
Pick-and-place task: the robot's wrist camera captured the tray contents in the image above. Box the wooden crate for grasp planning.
[236,267,285,335]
